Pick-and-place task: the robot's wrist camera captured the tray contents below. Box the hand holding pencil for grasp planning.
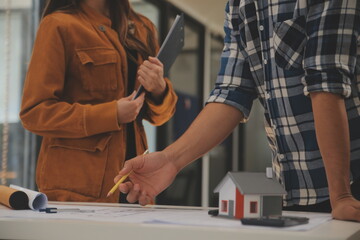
[111,150,178,205]
[107,150,149,198]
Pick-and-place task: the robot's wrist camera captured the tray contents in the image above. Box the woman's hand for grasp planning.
[137,57,166,101]
[116,91,145,124]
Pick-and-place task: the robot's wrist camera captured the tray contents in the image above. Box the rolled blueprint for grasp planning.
[10,184,48,210]
[0,185,29,210]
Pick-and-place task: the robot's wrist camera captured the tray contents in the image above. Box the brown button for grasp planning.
[99,25,106,32]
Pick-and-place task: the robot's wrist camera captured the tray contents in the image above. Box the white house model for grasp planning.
[214,171,286,219]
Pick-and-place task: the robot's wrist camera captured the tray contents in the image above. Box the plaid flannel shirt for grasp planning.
[207,0,360,206]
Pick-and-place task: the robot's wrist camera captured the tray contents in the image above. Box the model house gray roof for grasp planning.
[214,172,286,195]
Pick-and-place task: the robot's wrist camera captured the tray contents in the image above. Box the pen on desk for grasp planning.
[39,208,95,213]
[106,149,149,198]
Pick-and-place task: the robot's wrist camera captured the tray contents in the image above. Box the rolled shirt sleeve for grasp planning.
[144,78,177,126]
[303,0,359,98]
[206,1,257,122]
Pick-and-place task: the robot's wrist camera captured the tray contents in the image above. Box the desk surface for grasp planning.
[0,202,359,240]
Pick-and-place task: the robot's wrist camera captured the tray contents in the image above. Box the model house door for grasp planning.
[228,200,234,217]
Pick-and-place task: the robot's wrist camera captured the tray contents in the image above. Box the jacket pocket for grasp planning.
[76,47,118,91]
[42,133,112,198]
[273,15,307,70]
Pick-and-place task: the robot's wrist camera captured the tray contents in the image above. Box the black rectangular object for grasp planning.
[133,14,184,100]
[157,13,184,76]
[241,216,309,227]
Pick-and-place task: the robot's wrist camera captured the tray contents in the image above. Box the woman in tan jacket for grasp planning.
[20,0,177,203]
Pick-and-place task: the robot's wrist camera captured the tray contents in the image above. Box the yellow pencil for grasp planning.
[106,149,149,198]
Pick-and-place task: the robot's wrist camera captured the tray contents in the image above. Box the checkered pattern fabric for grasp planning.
[207,0,360,206]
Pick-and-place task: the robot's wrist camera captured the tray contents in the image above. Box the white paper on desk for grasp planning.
[0,204,331,232]
[143,209,332,231]
[9,185,47,210]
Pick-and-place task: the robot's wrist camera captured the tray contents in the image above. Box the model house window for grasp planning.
[250,201,258,213]
[221,200,228,212]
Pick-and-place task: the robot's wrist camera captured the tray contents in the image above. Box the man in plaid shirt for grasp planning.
[115,0,360,221]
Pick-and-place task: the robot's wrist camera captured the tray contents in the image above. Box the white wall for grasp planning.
[0,6,32,123]
[244,195,261,218]
[0,1,31,10]
[165,0,228,36]
[218,178,235,216]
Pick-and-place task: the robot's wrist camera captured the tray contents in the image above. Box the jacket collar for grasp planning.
[79,2,112,27]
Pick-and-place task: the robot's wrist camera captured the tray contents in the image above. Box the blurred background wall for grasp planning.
[0,0,271,207]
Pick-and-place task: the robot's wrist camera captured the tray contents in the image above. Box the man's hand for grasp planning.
[115,151,178,205]
[331,196,360,221]
[114,103,243,205]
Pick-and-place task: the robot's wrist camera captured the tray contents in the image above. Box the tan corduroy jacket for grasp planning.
[20,3,177,203]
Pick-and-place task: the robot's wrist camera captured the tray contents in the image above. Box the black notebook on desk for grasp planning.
[133,14,185,99]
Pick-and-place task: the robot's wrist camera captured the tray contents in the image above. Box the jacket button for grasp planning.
[99,25,106,32]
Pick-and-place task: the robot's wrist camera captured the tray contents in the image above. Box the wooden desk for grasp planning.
[0,202,359,240]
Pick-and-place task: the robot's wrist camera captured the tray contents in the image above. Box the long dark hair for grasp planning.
[42,0,156,60]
